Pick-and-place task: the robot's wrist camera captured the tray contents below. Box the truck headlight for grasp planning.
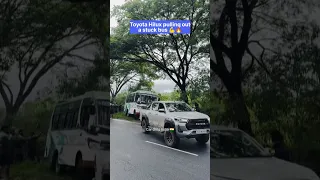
[174,118,188,123]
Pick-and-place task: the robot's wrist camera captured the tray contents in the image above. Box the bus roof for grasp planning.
[58,91,110,104]
[131,90,158,96]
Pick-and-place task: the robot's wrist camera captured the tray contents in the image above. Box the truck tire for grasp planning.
[141,119,150,134]
[164,129,180,148]
[196,134,209,144]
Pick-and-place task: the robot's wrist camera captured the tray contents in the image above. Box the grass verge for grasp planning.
[11,161,73,180]
[112,112,136,121]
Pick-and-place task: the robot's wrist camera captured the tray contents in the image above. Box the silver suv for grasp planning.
[140,101,210,147]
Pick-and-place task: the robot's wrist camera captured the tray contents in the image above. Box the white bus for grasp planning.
[44,91,110,179]
[124,90,159,118]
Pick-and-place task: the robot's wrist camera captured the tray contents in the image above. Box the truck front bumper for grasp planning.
[175,122,210,138]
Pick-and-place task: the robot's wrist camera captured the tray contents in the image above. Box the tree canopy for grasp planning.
[111,0,210,103]
[0,0,109,125]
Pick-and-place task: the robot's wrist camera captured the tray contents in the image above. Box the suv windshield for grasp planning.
[165,102,192,112]
[211,129,271,158]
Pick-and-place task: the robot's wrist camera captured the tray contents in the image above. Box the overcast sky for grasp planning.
[110,0,176,93]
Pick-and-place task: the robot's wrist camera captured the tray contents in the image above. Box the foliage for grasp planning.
[56,53,110,99]
[111,0,210,103]
[13,98,55,134]
[110,59,159,101]
[112,112,135,121]
[159,91,181,101]
[113,92,129,106]
[0,0,109,125]
[11,161,73,180]
[210,0,320,135]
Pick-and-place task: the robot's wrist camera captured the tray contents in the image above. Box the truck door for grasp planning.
[155,103,166,128]
[148,102,159,127]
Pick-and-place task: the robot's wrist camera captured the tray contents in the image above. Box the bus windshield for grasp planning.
[136,94,158,104]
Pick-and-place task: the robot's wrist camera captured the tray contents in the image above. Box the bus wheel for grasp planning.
[133,110,136,119]
[75,154,94,180]
[52,152,64,174]
[75,154,84,179]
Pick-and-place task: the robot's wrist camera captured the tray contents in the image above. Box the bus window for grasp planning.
[52,115,59,130]
[58,113,67,129]
[71,111,78,128]
[80,106,92,128]
[132,93,136,102]
[97,100,109,126]
[66,112,74,129]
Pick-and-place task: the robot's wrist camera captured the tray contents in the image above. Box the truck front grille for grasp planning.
[186,119,210,130]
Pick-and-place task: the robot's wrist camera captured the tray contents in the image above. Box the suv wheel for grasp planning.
[195,134,209,144]
[164,129,180,148]
[141,119,149,134]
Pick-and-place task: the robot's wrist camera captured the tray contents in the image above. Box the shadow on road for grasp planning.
[149,131,210,155]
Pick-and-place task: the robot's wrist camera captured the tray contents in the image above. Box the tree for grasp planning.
[188,68,210,103]
[56,55,109,99]
[113,92,128,106]
[0,1,108,125]
[110,59,159,102]
[210,0,319,135]
[111,0,209,103]
[127,76,155,92]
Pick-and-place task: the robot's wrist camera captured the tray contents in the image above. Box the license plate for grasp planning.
[196,129,207,134]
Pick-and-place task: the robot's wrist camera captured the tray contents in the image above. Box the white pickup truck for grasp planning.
[139,101,210,147]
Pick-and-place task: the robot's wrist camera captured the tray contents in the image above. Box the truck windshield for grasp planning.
[165,102,192,112]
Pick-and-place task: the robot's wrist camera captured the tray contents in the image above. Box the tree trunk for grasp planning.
[228,88,253,136]
[3,106,17,127]
[111,94,116,104]
[180,86,188,104]
[217,70,253,135]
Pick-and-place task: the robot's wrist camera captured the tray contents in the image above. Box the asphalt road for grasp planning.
[110,118,210,180]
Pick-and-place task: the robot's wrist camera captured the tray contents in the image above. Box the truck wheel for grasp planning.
[164,129,180,148]
[141,119,150,134]
[196,134,209,144]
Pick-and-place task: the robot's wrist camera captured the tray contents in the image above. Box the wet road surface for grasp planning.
[110,118,210,180]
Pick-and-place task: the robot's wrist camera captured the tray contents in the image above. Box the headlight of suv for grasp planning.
[174,118,188,123]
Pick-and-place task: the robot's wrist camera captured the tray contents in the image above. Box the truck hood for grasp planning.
[169,111,209,119]
[211,157,319,180]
